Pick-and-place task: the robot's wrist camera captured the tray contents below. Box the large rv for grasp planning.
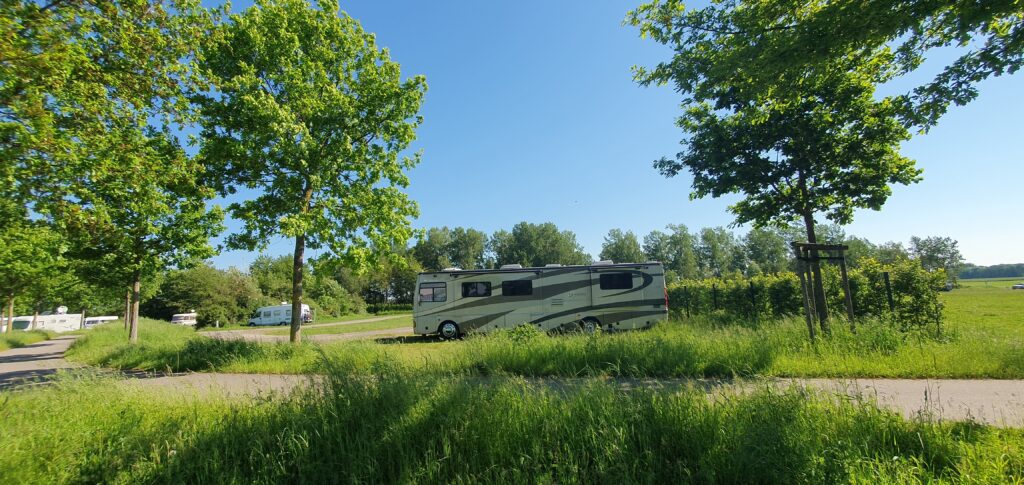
[413,262,668,339]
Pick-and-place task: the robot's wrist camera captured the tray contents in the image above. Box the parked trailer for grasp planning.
[413,261,668,339]
[247,303,312,326]
[83,316,119,328]
[7,314,83,333]
[171,312,198,326]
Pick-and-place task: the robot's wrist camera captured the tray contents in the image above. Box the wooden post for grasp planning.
[748,281,757,319]
[882,271,895,312]
[797,267,816,342]
[839,255,855,331]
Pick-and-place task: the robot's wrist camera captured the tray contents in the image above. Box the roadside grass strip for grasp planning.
[0,330,53,352]
[0,369,1021,484]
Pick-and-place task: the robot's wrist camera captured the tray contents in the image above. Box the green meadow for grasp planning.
[64,283,1023,379]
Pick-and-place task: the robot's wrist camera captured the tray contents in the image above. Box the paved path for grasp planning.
[2,336,1022,427]
[0,336,82,389]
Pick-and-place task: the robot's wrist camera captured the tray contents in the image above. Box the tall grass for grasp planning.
[0,329,53,352]
[67,311,1024,379]
[0,369,1020,483]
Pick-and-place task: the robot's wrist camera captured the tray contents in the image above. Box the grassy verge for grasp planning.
[66,286,1022,378]
[0,370,1020,483]
[262,315,411,336]
[196,312,408,332]
[0,330,53,352]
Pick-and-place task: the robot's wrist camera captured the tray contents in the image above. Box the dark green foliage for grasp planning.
[413,226,488,271]
[960,263,1024,279]
[599,229,646,263]
[489,222,591,267]
[143,264,264,327]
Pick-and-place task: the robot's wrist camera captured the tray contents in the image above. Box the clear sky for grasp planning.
[207,0,1024,270]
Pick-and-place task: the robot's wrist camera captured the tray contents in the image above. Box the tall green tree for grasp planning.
[631,0,1024,129]
[490,222,590,268]
[629,2,922,329]
[1,0,211,227]
[196,0,426,343]
[909,236,965,283]
[412,226,487,271]
[599,229,646,264]
[54,130,223,342]
[744,227,789,275]
[697,227,744,278]
[0,224,62,333]
[643,224,699,280]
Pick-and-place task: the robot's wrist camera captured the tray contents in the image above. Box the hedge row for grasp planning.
[667,258,946,328]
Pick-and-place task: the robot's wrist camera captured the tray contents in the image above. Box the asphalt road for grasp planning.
[2,335,1022,427]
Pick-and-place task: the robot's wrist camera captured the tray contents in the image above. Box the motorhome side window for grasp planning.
[462,282,491,297]
[502,280,532,296]
[419,282,447,302]
[599,272,633,290]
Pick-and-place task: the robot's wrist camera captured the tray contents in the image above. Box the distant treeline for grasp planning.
[959,263,1024,279]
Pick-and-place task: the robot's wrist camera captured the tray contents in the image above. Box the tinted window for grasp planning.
[599,272,633,290]
[419,282,447,302]
[462,282,492,297]
[502,280,533,296]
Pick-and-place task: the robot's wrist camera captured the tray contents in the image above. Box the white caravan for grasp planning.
[247,303,312,326]
[83,316,119,328]
[8,313,84,333]
[414,261,668,339]
[171,312,198,326]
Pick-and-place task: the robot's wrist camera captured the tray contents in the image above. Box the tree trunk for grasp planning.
[4,295,12,334]
[290,233,305,344]
[129,269,141,343]
[31,307,38,330]
[124,287,131,330]
[802,211,831,335]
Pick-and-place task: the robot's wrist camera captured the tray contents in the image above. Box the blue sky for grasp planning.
[207,0,1024,269]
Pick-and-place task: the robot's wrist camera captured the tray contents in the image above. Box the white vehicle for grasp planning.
[248,303,312,326]
[8,313,83,333]
[83,316,119,328]
[414,261,668,339]
[170,312,198,326]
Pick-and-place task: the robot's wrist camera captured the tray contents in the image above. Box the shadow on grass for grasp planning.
[60,374,1004,484]
[94,337,283,373]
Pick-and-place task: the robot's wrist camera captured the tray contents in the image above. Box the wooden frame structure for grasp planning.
[790,242,856,341]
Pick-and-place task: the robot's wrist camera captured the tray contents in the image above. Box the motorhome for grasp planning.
[413,261,668,339]
[247,303,312,326]
[83,316,119,328]
[170,312,198,326]
[7,313,83,333]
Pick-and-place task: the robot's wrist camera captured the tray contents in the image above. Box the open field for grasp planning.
[0,330,52,352]
[1,371,1022,483]
[65,279,1023,379]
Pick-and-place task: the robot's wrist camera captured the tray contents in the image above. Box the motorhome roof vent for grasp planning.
[593,260,615,265]
[544,264,562,267]
[500,264,523,270]
[441,267,462,272]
